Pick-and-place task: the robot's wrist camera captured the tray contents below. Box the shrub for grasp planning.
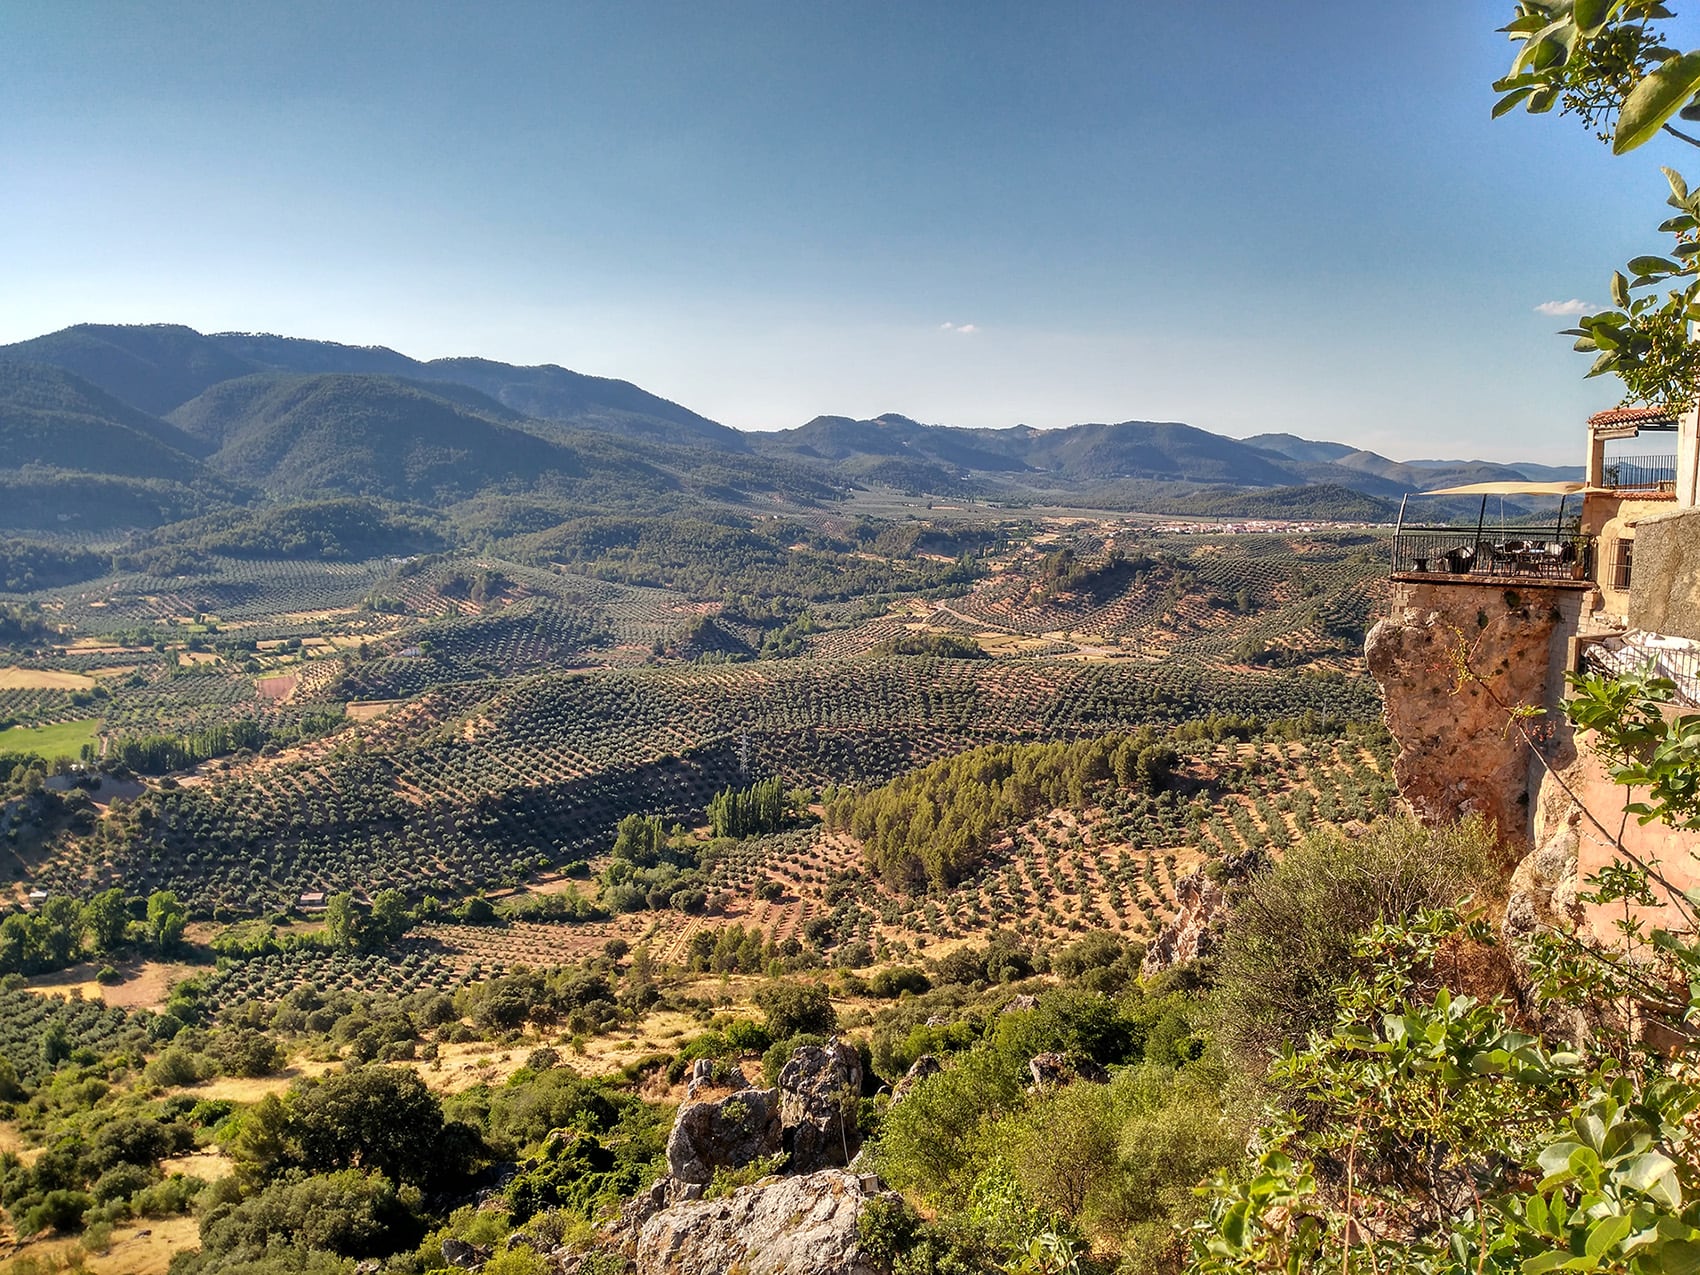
[722,1018,771,1053]
[754,981,836,1040]
[145,1045,207,1087]
[867,966,930,998]
[20,1188,93,1236]
[90,1162,155,1204]
[196,1168,419,1259]
[1212,815,1495,1065]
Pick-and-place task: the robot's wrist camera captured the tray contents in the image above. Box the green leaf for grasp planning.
[1614,271,1631,307]
[1495,85,1540,118]
[1528,1191,1550,1233]
[1630,256,1683,277]
[1666,167,1690,203]
[1616,52,1700,153]
[1661,1240,1700,1275]
[1221,1201,1247,1248]
[1540,1140,1585,1178]
[1586,1213,1633,1257]
[1573,0,1617,34]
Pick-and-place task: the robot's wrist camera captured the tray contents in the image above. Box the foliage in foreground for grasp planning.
[1188,671,1700,1274]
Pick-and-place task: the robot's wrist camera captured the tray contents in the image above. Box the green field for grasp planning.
[0,717,100,759]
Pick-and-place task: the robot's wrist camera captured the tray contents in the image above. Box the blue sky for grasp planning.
[0,2,1681,462]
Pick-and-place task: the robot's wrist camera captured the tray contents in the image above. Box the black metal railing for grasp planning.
[1392,528,1596,582]
[1601,454,1678,491]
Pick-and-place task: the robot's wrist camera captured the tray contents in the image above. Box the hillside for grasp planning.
[0,322,259,417]
[0,323,1584,523]
[0,360,213,482]
[167,372,586,501]
[207,330,744,449]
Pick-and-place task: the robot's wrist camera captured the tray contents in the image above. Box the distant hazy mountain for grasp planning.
[1242,433,1361,467]
[754,413,1304,488]
[1407,458,1586,483]
[0,320,1589,531]
[0,323,740,453]
[1246,432,1580,491]
[0,324,258,418]
[205,331,743,451]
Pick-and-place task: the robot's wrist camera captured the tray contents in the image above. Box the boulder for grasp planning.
[441,1237,490,1270]
[665,1087,783,1184]
[778,1039,862,1172]
[1028,1051,1071,1088]
[1027,1051,1108,1088]
[889,1054,941,1104]
[634,1168,893,1275]
[687,1057,713,1095]
[1000,994,1038,1014]
[687,1056,750,1099]
[1504,817,1580,945]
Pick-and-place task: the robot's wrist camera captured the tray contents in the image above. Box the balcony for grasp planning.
[1391,527,1596,585]
[1600,454,1679,495]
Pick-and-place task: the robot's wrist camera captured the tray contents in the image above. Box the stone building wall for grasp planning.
[1628,506,1700,642]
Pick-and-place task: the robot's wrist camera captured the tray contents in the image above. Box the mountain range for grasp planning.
[0,322,1582,534]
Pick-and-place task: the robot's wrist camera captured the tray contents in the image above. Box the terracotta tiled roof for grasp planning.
[1588,405,1679,430]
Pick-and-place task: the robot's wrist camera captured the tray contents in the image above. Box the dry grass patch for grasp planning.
[168,1060,336,1105]
[403,1041,534,1094]
[158,1149,235,1182]
[25,960,200,1012]
[346,699,406,722]
[0,669,96,691]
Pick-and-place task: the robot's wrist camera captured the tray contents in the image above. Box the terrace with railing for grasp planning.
[1578,631,1700,708]
[1391,526,1595,584]
[1390,480,1595,586]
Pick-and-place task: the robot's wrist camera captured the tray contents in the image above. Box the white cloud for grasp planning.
[939,321,979,333]
[1534,299,1592,317]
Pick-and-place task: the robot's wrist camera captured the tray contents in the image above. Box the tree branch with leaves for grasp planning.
[1498,1,1700,409]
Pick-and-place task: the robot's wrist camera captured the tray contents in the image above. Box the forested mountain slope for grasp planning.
[0,361,215,482]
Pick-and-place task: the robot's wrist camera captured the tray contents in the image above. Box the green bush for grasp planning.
[196,1168,419,1259]
[754,981,836,1040]
[1211,815,1495,1066]
[20,1188,93,1236]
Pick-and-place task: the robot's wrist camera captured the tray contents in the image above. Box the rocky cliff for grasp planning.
[1365,580,1580,845]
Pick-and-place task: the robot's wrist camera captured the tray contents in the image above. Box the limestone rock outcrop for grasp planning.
[1504,815,1580,944]
[664,1087,783,1184]
[1027,1051,1108,1088]
[890,1054,942,1104]
[778,1039,862,1172]
[1365,586,1567,844]
[633,1169,892,1275]
[1142,848,1264,976]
